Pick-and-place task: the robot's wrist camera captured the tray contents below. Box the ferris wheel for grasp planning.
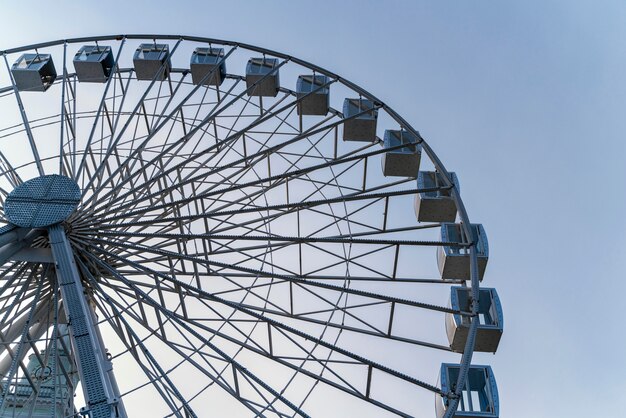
[0,35,503,418]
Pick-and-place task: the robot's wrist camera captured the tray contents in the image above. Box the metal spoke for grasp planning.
[85,251,417,417]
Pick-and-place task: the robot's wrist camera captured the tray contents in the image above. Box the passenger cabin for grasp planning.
[296,75,329,115]
[245,58,280,97]
[133,43,171,81]
[190,47,226,86]
[11,54,56,92]
[436,364,499,418]
[446,287,503,353]
[73,45,114,83]
[415,171,459,222]
[381,130,421,177]
[342,98,377,142]
[438,223,488,281]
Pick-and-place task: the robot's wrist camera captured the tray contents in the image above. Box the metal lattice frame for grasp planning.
[0,35,488,417]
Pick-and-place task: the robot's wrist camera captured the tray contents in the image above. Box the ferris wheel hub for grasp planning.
[4,174,80,228]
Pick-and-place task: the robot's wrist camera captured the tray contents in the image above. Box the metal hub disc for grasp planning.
[4,174,80,228]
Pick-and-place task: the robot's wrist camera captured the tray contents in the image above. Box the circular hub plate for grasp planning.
[5,175,80,228]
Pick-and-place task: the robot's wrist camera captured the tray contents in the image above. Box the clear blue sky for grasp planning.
[1,1,624,416]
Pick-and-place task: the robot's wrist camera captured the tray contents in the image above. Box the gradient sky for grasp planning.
[1,1,623,417]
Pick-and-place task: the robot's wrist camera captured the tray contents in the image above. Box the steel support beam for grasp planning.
[48,224,126,418]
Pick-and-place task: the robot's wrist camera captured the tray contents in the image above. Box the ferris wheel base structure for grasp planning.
[0,34,504,418]
[1,175,125,418]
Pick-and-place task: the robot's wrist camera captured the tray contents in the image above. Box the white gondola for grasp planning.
[73,45,114,83]
[133,43,171,80]
[415,171,459,222]
[446,287,503,353]
[438,223,488,280]
[245,58,279,97]
[190,47,226,86]
[342,98,377,142]
[11,54,56,92]
[381,129,421,177]
[436,364,499,418]
[296,75,329,115]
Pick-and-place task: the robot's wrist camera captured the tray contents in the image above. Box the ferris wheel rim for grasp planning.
[0,34,490,418]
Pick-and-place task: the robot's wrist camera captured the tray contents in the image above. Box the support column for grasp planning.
[48,224,126,418]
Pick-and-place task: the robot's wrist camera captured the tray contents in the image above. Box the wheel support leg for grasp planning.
[48,224,127,418]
